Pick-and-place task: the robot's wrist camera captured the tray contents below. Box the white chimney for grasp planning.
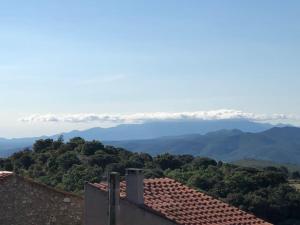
[125,168,144,205]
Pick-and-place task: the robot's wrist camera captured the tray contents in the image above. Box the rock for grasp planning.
[63,197,71,203]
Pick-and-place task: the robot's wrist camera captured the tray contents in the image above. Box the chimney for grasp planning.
[108,172,120,225]
[125,168,144,205]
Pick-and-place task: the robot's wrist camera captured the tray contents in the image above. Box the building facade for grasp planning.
[85,181,178,225]
[0,171,83,225]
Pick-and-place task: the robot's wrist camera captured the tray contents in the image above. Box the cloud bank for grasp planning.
[19,109,299,124]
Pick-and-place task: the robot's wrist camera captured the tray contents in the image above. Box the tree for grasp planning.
[68,137,85,148]
[89,151,118,168]
[144,168,164,178]
[19,154,34,169]
[154,153,182,170]
[79,141,104,156]
[33,139,53,153]
[188,172,220,191]
[52,135,64,149]
[62,165,103,192]
[0,158,13,171]
[105,163,126,175]
[190,157,217,170]
[254,170,287,188]
[37,153,50,164]
[177,154,194,164]
[57,152,80,170]
[125,154,146,168]
[291,171,300,179]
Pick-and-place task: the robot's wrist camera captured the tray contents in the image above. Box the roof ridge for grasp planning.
[0,171,13,174]
[0,171,14,181]
[0,172,82,199]
[93,176,272,225]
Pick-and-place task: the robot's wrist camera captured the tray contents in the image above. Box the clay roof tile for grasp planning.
[0,171,13,182]
[93,177,273,225]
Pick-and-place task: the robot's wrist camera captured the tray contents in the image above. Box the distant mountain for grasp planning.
[59,119,274,140]
[0,119,276,157]
[105,127,300,165]
[0,137,43,157]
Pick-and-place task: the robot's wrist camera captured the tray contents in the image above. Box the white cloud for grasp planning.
[19,109,300,124]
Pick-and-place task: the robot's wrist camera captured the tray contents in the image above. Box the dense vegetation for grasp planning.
[1,137,300,224]
[233,159,300,173]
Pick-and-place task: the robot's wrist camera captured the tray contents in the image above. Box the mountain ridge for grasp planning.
[105,127,300,165]
[0,119,278,157]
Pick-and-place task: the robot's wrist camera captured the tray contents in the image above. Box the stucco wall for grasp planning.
[84,183,178,225]
[0,175,83,225]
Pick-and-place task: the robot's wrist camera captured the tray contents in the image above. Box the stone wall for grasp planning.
[85,183,178,225]
[0,175,83,225]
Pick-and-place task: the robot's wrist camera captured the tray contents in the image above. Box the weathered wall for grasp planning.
[0,175,83,225]
[85,183,178,225]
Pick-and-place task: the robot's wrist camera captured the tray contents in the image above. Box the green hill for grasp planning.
[232,159,300,173]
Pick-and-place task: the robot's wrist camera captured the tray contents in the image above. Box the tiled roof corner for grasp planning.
[93,177,273,225]
[0,171,13,182]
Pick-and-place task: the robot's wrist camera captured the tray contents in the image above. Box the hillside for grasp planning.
[0,119,274,157]
[1,138,300,224]
[232,159,300,173]
[106,127,300,165]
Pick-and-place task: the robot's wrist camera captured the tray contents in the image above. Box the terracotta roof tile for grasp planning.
[93,177,272,225]
[0,171,13,182]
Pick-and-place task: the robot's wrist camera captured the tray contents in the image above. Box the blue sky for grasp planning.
[0,0,300,137]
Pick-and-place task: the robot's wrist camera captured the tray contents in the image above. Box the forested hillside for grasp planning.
[233,159,300,173]
[107,127,300,164]
[1,137,300,224]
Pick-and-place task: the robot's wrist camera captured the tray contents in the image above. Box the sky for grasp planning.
[0,0,300,138]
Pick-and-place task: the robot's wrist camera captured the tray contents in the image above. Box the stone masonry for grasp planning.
[0,174,83,225]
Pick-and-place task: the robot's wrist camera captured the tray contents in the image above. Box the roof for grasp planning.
[92,177,272,225]
[0,171,13,182]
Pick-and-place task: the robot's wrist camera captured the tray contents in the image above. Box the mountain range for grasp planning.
[0,119,274,157]
[106,127,300,165]
[1,120,299,164]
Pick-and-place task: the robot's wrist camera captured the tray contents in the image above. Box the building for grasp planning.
[0,171,83,225]
[85,168,272,225]
[0,169,273,225]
